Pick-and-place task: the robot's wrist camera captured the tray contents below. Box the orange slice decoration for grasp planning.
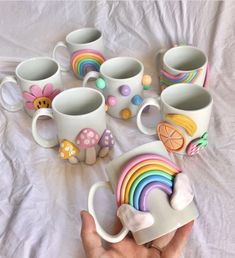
[157,122,186,152]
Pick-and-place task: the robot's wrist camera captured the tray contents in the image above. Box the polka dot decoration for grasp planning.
[119,85,131,96]
[96,78,106,89]
[131,95,143,106]
[106,95,117,107]
[120,108,132,120]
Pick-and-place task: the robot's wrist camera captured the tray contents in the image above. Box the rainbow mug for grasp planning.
[53,28,105,79]
[88,141,199,245]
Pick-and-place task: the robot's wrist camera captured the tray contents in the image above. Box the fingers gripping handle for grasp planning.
[88,181,129,243]
[32,108,59,148]
[82,71,100,88]
[0,76,23,112]
[136,98,161,136]
[52,41,70,72]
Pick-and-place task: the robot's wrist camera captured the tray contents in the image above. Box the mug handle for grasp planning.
[82,71,100,88]
[136,97,161,135]
[88,181,129,243]
[52,41,70,72]
[32,108,59,148]
[0,76,24,112]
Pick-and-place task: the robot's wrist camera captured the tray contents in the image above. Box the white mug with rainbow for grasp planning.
[88,141,199,245]
[52,27,105,79]
[156,45,209,91]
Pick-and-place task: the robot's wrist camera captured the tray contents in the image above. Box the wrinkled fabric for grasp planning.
[0,1,235,258]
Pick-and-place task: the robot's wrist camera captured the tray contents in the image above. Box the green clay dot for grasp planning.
[143,85,151,90]
[96,78,106,89]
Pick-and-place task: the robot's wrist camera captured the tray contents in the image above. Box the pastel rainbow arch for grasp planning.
[116,154,181,212]
[71,49,105,78]
[160,69,203,89]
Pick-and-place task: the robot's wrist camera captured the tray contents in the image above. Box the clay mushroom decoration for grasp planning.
[59,140,80,164]
[76,128,99,165]
[98,129,114,157]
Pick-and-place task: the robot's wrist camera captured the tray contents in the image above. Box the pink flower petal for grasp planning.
[30,85,43,97]
[49,89,61,100]
[25,101,35,110]
[22,91,36,102]
[43,83,54,97]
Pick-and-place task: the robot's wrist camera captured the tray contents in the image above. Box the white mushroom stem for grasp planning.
[85,147,97,165]
[68,156,78,164]
[98,147,109,158]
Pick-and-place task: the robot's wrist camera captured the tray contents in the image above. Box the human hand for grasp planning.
[80,210,193,258]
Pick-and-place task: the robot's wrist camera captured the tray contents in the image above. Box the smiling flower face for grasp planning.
[23,84,60,110]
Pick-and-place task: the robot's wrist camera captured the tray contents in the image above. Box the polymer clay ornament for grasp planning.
[119,85,131,96]
[142,75,152,90]
[120,108,132,120]
[98,129,114,157]
[106,95,117,107]
[59,140,80,164]
[23,83,60,110]
[71,49,105,79]
[186,132,208,156]
[131,95,143,106]
[76,128,100,165]
[96,77,106,89]
[157,122,186,152]
[165,114,197,136]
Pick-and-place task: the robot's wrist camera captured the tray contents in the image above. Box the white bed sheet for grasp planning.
[0,1,235,258]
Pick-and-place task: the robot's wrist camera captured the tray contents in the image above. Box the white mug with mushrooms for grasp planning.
[32,87,114,165]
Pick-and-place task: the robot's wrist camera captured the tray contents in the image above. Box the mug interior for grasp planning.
[161,84,212,111]
[164,46,207,71]
[16,58,59,81]
[66,28,102,45]
[101,57,143,79]
[52,88,104,116]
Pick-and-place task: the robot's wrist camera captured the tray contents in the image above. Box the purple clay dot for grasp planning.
[143,105,150,113]
[119,85,131,96]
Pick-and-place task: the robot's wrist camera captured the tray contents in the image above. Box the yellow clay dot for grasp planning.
[105,104,109,112]
[142,75,152,86]
[120,108,132,120]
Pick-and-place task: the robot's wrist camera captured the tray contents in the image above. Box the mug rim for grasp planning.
[66,27,102,47]
[15,57,60,83]
[163,45,208,73]
[161,83,213,112]
[52,87,105,117]
[100,56,144,81]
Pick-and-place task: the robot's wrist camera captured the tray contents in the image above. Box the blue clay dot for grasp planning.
[119,85,131,96]
[96,78,106,89]
[131,95,143,106]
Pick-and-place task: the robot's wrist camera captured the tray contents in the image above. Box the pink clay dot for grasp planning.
[106,96,117,106]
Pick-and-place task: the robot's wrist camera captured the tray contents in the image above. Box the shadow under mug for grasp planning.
[156,45,209,91]
[137,84,213,155]
[32,87,107,164]
[82,57,152,120]
[0,57,63,117]
[53,27,105,79]
[88,141,199,245]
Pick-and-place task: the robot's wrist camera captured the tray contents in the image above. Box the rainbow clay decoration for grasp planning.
[71,49,105,78]
[186,132,208,156]
[116,154,181,211]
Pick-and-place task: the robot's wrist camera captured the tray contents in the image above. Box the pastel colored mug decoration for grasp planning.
[23,83,60,110]
[95,74,152,120]
[71,49,105,79]
[116,154,194,232]
[58,128,114,165]
[186,132,208,156]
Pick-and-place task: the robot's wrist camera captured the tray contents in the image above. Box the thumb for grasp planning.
[80,210,105,258]
[163,221,194,258]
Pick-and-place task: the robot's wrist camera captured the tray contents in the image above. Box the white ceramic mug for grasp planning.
[156,45,209,91]
[53,27,105,79]
[0,57,63,117]
[32,88,113,165]
[137,84,213,156]
[82,57,152,120]
[88,141,199,245]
